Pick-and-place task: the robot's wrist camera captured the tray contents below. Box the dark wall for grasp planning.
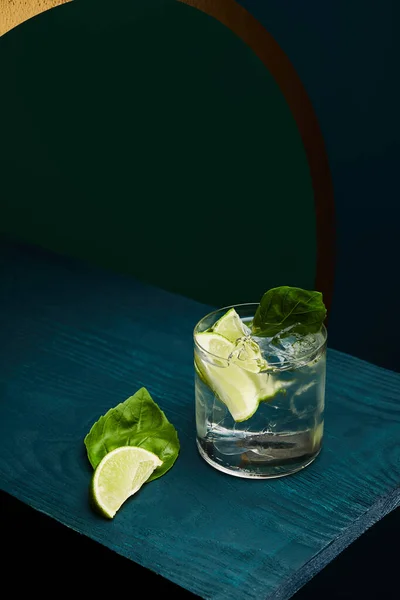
[1,0,399,371]
[240,0,400,370]
[0,0,319,305]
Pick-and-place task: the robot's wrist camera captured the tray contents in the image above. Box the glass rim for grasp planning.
[193,302,327,367]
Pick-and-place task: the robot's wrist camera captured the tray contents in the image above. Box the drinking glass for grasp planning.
[194,303,327,479]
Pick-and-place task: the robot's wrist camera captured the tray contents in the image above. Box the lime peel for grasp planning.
[195,330,282,422]
[91,446,163,519]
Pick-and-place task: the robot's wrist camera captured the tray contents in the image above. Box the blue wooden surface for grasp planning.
[0,240,399,600]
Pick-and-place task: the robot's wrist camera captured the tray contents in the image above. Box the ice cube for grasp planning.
[290,334,319,361]
[229,336,257,361]
[228,336,267,372]
[251,325,321,369]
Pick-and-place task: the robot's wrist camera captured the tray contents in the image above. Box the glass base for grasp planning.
[196,438,321,479]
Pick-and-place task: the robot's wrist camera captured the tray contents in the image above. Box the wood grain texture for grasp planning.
[0,240,399,600]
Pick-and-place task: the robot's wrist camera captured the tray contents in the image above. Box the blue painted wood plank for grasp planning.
[0,240,399,600]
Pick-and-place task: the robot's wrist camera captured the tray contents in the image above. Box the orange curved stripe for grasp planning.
[178,0,336,315]
[0,0,335,314]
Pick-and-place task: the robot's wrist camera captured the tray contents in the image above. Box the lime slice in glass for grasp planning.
[195,332,281,422]
[229,336,269,373]
[212,307,248,342]
[211,308,268,372]
[91,446,163,519]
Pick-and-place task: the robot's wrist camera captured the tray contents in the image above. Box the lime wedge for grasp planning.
[211,308,268,373]
[91,446,163,519]
[197,331,232,360]
[212,307,247,342]
[195,332,281,422]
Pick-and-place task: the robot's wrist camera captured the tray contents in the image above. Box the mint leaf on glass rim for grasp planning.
[251,286,327,338]
[84,387,180,482]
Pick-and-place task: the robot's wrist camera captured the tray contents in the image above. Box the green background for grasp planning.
[0,0,316,307]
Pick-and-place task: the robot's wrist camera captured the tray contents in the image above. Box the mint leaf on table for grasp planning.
[84,387,180,481]
[251,286,327,338]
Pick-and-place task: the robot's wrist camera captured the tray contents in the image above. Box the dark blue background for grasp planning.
[239,0,400,371]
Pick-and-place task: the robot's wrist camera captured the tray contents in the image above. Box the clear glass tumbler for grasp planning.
[194,303,327,479]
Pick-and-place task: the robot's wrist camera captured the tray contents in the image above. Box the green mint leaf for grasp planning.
[84,387,180,481]
[251,286,327,337]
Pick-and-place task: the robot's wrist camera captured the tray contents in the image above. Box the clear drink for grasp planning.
[194,303,327,479]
